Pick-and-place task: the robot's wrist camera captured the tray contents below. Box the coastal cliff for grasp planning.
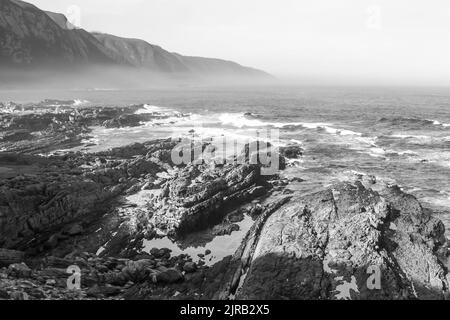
[0,0,269,80]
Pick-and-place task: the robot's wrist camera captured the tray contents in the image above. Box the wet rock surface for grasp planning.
[0,100,187,154]
[0,100,449,300]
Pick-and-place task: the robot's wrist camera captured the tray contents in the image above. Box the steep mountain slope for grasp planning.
[43,11,74,30]
[91,32,189,73]
[0,0,270,79]
[0,0,115,66]
[177,54,267,76]
[92,33,269,76]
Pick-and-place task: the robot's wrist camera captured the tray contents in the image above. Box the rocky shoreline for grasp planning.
[0,100,449,300]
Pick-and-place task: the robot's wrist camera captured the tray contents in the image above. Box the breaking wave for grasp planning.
[72,99,90,106]
[377,116,450,129]
[134,104,168,114]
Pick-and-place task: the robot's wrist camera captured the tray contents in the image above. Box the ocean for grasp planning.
[1,86,450,233]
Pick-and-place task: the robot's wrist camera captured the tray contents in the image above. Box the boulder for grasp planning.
[183,262,197,273]
[64,223,84,236]
[121,259,154,282]
[152,268,184,284]
[279,145,303,159]
[8,263,32,278]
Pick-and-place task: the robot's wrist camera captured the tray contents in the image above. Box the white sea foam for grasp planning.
[134,104,167,114]
[290,139,303,145]
[72,99,90,106]
[323,126,362,136]
[366,147,387,157]
[216,112,331,129]
[218,113,269,128]
[390,134,430,139]
[403,187,423,194]
[356,136,378,146]
[421,193,450,209]
[427,119,450,128]
[286,158,304,167]
[395,150,419,156]
[80,136,100,145]
[216,113,365,140]
[297,122,330,129]
[214,113,369,142]
[398,150,450,168]
[425,152,450,168]
[142,115,189,126]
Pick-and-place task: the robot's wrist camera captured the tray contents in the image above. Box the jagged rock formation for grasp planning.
[0,137,178,254]
[0,100,188,153]
[150,162,268,237]
[0,100,448,300]
[230,182,449,300]
[0,166,119,250]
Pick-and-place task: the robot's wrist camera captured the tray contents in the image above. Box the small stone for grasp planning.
[46,279,56,285]
[150,248,167,258]
[153,268,183,284]
[8,263,32,278]
[65,223,83,236]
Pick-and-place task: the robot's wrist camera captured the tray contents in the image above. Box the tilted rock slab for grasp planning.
[151,162,267,237]
[235,182,448,300]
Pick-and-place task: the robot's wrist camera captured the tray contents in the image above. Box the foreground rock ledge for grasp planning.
[1,169,449,299]
[231,182,449,300]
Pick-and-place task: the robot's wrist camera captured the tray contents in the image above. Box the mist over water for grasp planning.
[0,66,274,91]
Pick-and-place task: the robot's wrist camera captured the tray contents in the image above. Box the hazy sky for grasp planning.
[30,0,450,85]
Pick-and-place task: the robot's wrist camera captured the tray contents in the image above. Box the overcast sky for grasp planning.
[30,0,450,85]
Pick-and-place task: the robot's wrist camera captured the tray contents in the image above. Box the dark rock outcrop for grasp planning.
[279,144,303,159]
[150,162,268,237]
[0,101,183,154]
[233,182,449,300]
[0,166,118,250]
